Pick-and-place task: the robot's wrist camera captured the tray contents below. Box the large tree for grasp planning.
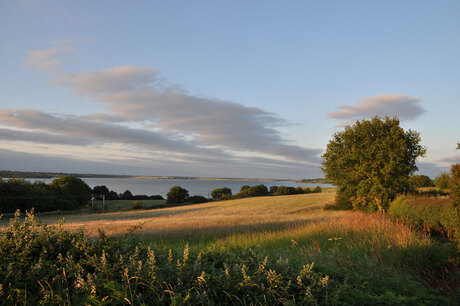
[321,116,426,212]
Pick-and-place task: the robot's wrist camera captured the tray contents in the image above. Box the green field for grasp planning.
[1,192,458,304]
[87,199,166,212]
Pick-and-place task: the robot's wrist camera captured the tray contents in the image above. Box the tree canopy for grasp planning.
[321,116,426,212]
[166,186,189,204]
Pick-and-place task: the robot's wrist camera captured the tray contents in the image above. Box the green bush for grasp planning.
[435,172,451,190]
[390,196,460,246]
[210,187,232,200]
[409,175,434,188]
[188,195,208,204]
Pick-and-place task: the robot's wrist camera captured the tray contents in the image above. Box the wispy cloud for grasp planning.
[327,94,425,125]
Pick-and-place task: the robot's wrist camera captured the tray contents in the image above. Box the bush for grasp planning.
[390,196,460,246]
[120,189,134,200]
[269,186,278,194]
[312,186,322,193]
[234,185,269,199]
[220,194,233,201]
[324,187,353,210]
[435,172,451,190]
[132,201,143,209]
[149,195,164,200]
[166,186,189,204]
[188,195,209,204]
[450,164,460,207]
[409,175,434,188]
[0,211,332,305]
[210,187,232,200]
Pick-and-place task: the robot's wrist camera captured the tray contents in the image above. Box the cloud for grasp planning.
[436,155,460,164]
[24,44,321,165]
[26,40,75,74]
[327,94,425,125]
[416,161,450,178]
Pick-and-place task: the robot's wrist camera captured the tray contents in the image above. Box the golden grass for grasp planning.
[1,192,343,236]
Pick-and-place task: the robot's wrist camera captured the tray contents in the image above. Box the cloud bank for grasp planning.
[327,94,425,125]
[0,43,323,178]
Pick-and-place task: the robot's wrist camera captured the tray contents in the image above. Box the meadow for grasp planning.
[0,190,458,304]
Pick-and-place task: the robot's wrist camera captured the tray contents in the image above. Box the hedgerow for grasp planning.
[390,196,460,247]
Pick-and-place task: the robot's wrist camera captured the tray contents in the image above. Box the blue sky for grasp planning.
[0,0,459,178]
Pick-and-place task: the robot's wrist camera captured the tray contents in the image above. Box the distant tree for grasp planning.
[321,117,426,212]
[312,186,322,193]
[211,187,232,200]
[269,186,278,194]
[295,187,304,194]
[188,195,208,204]
[92,185,110,195]
[408,175,434,188]
[240,185,251,192]
[50,176,91,209]
[434,172,451,190]
[106,190,119,200]
[166,186,189,204]
[120,190,134,200]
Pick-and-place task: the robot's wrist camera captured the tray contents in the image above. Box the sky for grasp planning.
[0,0,459,179]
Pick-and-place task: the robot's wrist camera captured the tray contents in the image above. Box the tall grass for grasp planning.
[1,192,458,304]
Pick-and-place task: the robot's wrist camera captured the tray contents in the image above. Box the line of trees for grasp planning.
[165,184,323,204]
[91,185,163,201]
[0,176,91,213]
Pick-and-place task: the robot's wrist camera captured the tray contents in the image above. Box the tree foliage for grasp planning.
[321,117,426,212]
[434,172,451,190]
[211,187,232,200]
[166,186,189,204]
[408,175,434,188]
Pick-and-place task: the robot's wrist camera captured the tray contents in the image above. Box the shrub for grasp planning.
[324,187,353,210]
[132,201,143,209]
[312,186,322,193]
[166,186,189,204]
[390,196,460,246]
[210,187,232,200]
[269,186,278,194]
[120,189,134,200]
[409,175,434,188]
[149,195,164,200]
[220,194,233,201]
[234,184,269,198]
[188,195,208,204]
[450,164,460,207]
[0,211,332,305]
[435,172,451,190]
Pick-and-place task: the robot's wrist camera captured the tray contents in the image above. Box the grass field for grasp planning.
[86,199,166,212]
[1,191,458,304]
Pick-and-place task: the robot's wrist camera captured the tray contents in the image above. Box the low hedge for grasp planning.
[390,196,460,246]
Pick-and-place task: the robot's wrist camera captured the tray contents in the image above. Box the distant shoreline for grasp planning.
[1,170,314,182]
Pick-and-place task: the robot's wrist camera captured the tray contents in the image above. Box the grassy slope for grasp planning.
[1,192,458,302]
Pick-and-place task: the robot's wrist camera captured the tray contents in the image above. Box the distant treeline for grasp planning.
[91,185,163,201]
[0,177,163,213]
[0,170,131,179]
[166,184,323,204]
[297,178,332,184]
